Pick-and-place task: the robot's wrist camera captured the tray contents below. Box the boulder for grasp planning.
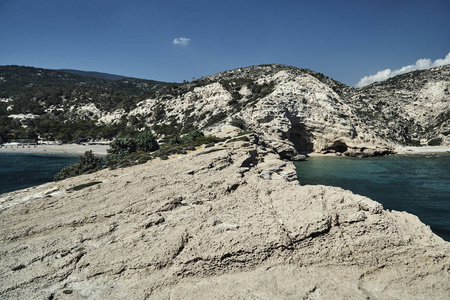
[290,154,307,161]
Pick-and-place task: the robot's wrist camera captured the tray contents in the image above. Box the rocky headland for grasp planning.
[1,137,449,299]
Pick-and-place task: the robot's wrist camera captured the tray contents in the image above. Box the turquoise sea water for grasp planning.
[0,153,79,194]
[295,154,450,241]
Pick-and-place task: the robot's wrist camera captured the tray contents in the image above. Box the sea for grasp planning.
[295,153,450,242]
[0,153,79,194]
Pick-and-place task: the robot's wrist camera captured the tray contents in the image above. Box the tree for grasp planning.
[54,150,102,181]
[136,130,159,152]
[181,130,204,143]
[106,137,137,161]
[78,150,102,171]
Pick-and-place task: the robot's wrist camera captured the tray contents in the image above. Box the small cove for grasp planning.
[295,153,450,242]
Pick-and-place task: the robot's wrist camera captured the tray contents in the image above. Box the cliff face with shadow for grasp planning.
[1,138,449,299]
[125,64,450,157]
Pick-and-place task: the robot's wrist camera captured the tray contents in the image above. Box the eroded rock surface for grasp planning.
[1,142,449,299]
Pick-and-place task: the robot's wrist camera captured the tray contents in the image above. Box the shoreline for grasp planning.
[1,143,448,158]
[304,145,450,158]
[0,144,109,156]
[395,145,450,154]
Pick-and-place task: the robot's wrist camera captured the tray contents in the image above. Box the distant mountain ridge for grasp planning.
[0,64,448,156]
[58,69,128,81]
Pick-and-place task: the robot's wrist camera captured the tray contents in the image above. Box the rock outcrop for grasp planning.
[1,140,449,299]
[126,64,449,158]
[351,65,450,147]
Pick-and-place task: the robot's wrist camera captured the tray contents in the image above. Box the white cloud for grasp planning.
[173,37,191,46]
[432,52,450,67]
[355,52,450,88]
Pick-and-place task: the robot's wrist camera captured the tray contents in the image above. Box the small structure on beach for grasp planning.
[2,139,37,147]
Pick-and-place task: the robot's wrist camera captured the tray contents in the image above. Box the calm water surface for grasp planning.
[295,154,450,241]
[0,153,79,194]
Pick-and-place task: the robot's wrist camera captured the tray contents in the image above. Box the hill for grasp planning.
[352,66,450,147]
[0,64,449,157]
[0,65,174,142]
[58,69,128,81]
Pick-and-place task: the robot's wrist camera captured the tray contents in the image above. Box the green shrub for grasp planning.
[181,130,204,143]
[104,129,223,169]
[137,155,152,164]
[428,138,442,146]
[54,151,102,181]
[192,135,219,145]
[169,135,182,145]
[230,118,246,130]
[107,137,137,161]
[136,130,159,152]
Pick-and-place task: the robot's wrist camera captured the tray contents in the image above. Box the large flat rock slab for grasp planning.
[1,143,449,299]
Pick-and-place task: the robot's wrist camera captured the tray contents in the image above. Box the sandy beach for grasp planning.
[395,145,450,154]
[0,144,109,156]
[304,145,450,158]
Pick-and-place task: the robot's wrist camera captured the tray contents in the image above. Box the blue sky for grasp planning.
[1,0,449,86]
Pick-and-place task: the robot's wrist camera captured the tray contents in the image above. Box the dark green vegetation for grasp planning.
[0,65,174,142]
[54,151,102,181]
[105,129,224,169]
[67,181,103,192]
[106,130,159,161]
[51,128,223,180]
[135,130,160,152]
[54,127,187,178]
[58,69,127,81]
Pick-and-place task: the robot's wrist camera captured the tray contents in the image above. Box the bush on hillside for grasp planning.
[54,151,102,181]
[229,118,246,130]
[181,130,204,143]
[106,137,137,161]
[136,130,159,152]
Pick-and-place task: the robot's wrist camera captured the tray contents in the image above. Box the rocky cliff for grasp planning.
[125,65,393,157]
[351,65,450,147]
[127,64,449,157]
[1,139,449,299]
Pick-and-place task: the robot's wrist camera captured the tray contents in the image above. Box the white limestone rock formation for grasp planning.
[2,64,448,154]
[1,141,449,299]
[352,65,450,146]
